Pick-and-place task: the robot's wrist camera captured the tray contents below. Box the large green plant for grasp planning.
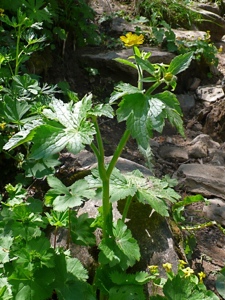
[1,31,196,299]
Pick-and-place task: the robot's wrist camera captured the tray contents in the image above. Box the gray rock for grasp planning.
[158,144,189,162]
[188,140,208,158]
[196,85,224,102]
[203,198,225,226]
[175,164,225,199]
[189,134,220,149]
[177,94,196,115]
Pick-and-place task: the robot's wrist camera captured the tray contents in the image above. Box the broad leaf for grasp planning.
[9,267,54,300]
[3,119,43,151]
[167,52,193,75]
[125,172,180,217]
[1,95,31,123]
[89,103,114,118]
[110,271,151,285]
[99,220,140,270]
[71,213,95,246]
[109,83,143,104]
[45,177,95,211]
[23,155,60,179]
[29,97,96,159]
[109,168,137,203]
[117,93,151,149]
[54,254,95,300]
[163,274,219,300]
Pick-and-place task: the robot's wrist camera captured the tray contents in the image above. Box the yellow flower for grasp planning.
[148,265,159,275]
[178,260,187,269]
[163,263,172,272]
[120,32,144,47]
[182,267,194,278]
[218,45,223,53]
[198,271,206,283]
[0,122,6,130]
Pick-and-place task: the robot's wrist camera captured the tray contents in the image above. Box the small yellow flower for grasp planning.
[148,265,159,275]
[198,271,206,283]
[0,8,4,17]
[163,263,172,272]
[0,122,6,130]
[120,32,144,47]
[182,267,194,278]
[178,260,187,269]
[218,45,223,53]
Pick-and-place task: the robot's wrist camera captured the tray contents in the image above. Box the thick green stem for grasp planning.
[92,117,112,238]
[15,26,21,76]
[106,129,130,177]
[137,64,143,90]
[145,80,162,96]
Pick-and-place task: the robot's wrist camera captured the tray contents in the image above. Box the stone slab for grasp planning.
[175,164,225,199]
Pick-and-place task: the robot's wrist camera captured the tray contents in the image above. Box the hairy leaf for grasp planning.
[167,52,193,75]
[109,83,142,104]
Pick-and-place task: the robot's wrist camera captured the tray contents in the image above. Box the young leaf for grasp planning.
[99,220,140,270]
[109,83,143,104]
[135,56,156,75]
[114,58,137,69]
[89,103,114,118]
[71,213,95,246]
[45,178,95,211]
[167,52,193,75]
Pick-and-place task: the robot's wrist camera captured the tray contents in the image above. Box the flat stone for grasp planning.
[203,198,225,226]
[158,144,189,162]
[173,29,206,41]
[175,164,225,199]
[196,85,224,102]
